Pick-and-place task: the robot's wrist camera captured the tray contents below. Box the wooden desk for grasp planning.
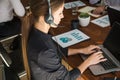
[52,0,120,80]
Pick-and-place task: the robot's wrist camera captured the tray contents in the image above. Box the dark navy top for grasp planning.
[27,26,81,80]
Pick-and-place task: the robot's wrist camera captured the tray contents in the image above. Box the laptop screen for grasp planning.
[103,22,120,61]
[107,7,120,27]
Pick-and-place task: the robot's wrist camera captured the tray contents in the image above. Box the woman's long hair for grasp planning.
[21,12,33,80]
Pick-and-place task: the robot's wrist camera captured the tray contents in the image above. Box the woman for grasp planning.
[22,0,107,80]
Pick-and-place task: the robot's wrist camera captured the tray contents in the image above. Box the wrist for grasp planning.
[78,48,85,54]
[74,48,83,54]
[78,59,90,74]
[84,58,91,67]
[104,5,108,11]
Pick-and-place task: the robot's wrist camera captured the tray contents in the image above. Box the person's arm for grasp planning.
[92,0,120,15]
[68,45,107,73]
[9,0,25,17]
[91,0,107,15]
[30,49,81,80]
[78,51,107,73]
[104,0,120,11]
[92,6,106,15]
[68,45,101,56]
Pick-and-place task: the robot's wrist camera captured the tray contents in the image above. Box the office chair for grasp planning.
[0,34,27,80]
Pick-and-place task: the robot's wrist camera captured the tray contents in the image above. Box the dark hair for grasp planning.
[30,0,64,22]
[21,0,64,80]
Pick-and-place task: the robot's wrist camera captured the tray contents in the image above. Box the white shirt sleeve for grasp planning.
[104,0,120,11]
[104,0,120,6]
[104,0,110,6]
[9,0,25,17]
[89,0,100,4]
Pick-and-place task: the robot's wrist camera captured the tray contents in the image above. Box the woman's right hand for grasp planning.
[78,51,107,74]
[92,6,105,15]
[86,51,107,66]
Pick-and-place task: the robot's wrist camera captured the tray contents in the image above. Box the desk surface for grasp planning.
[52,0,120,80]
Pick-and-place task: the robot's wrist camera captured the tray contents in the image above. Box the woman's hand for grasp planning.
[78,51,107,74]
[85,51,107,66]
[80,45,101,55]
[92,6,105,15]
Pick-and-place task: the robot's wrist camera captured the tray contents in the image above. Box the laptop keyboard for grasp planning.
[100,50,118,70]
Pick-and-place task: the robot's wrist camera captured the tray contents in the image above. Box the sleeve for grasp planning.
[89,0,100,4]
[9,0,25,17]
[30,49,81,80]
[104,0,120,11]
[104,0,110,6]
[58,45,68,57]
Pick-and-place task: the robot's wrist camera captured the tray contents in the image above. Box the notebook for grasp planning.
[81,22,120,75]
[107,7,120,27]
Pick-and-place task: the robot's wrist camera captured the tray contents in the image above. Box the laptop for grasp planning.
[81,22,120,75]
[107,7,120,27]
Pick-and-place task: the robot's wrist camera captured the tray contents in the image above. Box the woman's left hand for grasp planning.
[80,45,101,55]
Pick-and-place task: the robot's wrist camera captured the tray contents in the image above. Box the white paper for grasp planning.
[78,6,95,13]
[78,6,101,18]
[91,15,110,28]
[88,12,101,18]
[52,29,90,48]
[64,1,86,9]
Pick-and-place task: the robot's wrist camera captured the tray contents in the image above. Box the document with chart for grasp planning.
[91,15,110,27]
[52,29,90,48]
[64,0,86,9]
